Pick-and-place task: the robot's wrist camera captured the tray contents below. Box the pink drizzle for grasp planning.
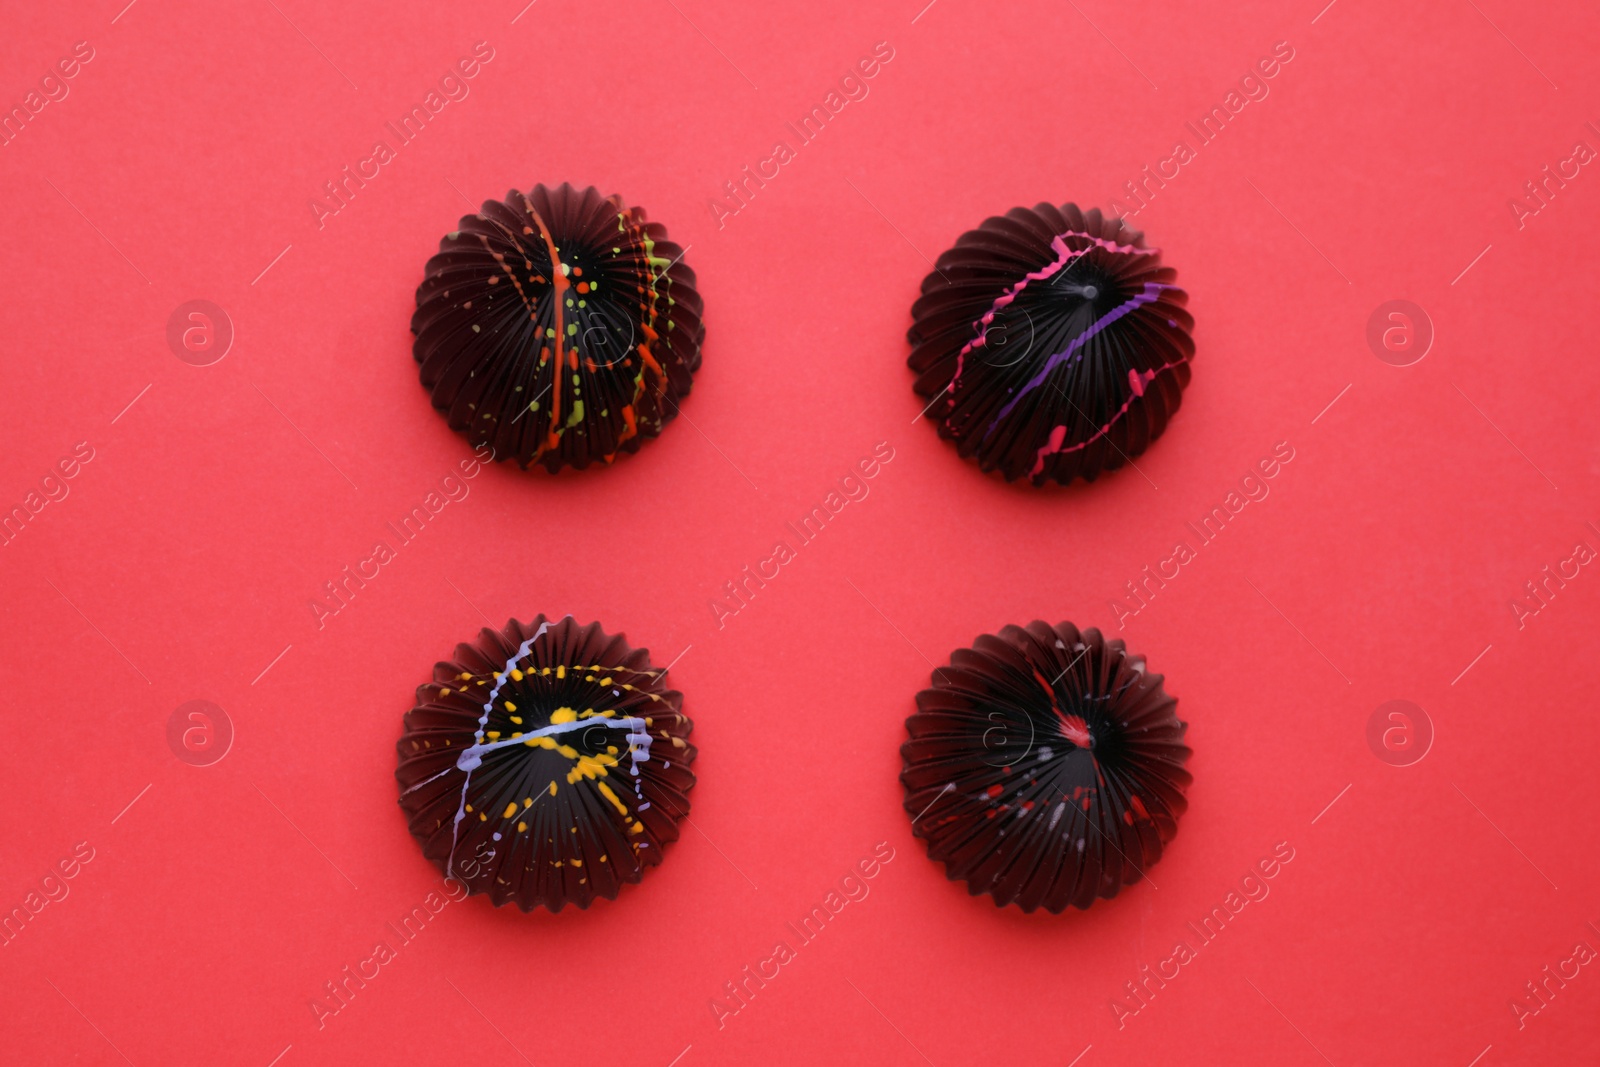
[944,230,1156,404]
[1027,359,1188,477]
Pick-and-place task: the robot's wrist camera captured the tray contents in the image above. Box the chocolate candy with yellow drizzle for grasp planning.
[412,183,703,472]
[397,616,695,911]
[901,622,1190,913]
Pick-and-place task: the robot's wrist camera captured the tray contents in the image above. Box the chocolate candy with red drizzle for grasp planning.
[901,622,1190,913]
[396,616,695,912]
[907,203,1193,485]
[412,183,703,472]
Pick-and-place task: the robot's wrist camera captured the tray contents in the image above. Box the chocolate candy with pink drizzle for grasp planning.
[901,622,1190,913]
[908,203,1193,485]
[396,616,695,911]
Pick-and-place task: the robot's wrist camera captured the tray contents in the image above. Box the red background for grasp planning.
[3,0,1598,1064]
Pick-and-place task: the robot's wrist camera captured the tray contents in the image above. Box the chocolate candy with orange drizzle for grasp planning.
[901,622,1190,913]
[412,183,703,472]
[396,616,695,911]
[908,203,1193,485]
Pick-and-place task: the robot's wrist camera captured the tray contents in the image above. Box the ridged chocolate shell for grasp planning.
[908,204,1192,485]
[901,622,1190,912]
[396,616,695,911]
[412,183,703,472]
